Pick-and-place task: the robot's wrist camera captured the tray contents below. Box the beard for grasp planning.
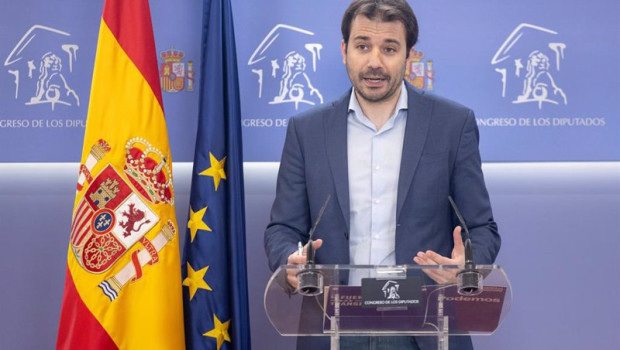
[350,66,404,104]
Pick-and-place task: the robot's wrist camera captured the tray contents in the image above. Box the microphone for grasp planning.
[297,195,331,296]
[448,196,483,296]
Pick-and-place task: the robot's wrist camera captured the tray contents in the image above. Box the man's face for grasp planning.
[342,15,410,104]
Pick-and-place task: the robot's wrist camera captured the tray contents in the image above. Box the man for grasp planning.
[264,1,500,349]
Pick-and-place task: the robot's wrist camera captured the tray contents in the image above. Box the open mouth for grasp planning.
[362,75,388,86]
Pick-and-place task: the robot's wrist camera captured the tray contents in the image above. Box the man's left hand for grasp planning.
[413,226,465,284]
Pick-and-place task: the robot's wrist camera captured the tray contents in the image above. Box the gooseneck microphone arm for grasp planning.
[448,196,483,296]
[448,196,474,269]
[305,194,331,265]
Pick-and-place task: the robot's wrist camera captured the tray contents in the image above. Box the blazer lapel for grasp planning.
[324,91,351,231]
[397,85,433,220]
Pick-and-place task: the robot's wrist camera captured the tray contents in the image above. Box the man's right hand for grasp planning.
[286,239,323,290]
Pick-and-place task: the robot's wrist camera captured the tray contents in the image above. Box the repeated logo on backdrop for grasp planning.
[247,24,324,110]
[491,23,568,110]
[159,47,194,93]
[4,25,81,111]
[479,20,611,160]
[404,48,434,91]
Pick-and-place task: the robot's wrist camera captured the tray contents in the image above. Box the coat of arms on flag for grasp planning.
[70,137,176,300]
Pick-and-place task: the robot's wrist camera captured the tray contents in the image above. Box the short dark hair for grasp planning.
[341,0,418,53]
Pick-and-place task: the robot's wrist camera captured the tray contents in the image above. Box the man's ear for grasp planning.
[406,46,414,60]
[341,40,347,64]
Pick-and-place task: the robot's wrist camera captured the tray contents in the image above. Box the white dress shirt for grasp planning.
[347,82,408,284]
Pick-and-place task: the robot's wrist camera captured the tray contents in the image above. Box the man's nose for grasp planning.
[367,48,384,68]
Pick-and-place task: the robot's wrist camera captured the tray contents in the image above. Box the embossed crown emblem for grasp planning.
[160,47,185,63]
[410,49,424,62]
[123,138,174,205]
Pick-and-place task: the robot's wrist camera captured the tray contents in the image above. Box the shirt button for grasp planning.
[373,199,380,204]
[374,165,380,171]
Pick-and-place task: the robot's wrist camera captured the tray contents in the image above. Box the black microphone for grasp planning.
[448,196,483,296]
[297,195,330,296]
[305,194,330,264]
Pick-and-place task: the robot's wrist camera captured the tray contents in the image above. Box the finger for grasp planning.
[413,256,426,265]
[420,268,438,280]
[427,270,456,284]
[424,250,456,265]
[301,239,324,255]
[451,226,466,261]
[418,266,451,284]
[453,226,464,250]
[287,254,307,264]
[416,263,457,284]
[413,251,436,266]
[287,247,307,264]
[286,273,299,289]
[414,254,457,284]
[453,226,464,247]
[311,239,323,250]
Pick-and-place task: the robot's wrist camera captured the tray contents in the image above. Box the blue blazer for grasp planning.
[265,83,500,271]
[264,84,500,350]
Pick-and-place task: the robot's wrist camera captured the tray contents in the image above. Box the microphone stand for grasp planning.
[297,195,330,296]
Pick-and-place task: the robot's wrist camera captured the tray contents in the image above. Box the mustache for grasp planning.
[359,68,389,80]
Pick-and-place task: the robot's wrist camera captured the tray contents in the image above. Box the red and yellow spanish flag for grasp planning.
[56,0,185,349]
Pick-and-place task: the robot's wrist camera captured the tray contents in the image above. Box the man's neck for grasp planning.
[356,86,403,131]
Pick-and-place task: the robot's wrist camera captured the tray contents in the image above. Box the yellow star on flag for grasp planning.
[187,206,211,242]
[182,263,212,300]
[203,314,231,350]
[199,152,227,190]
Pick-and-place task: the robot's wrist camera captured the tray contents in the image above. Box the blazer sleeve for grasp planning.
[264,117,312,271]
[451,110,501,264]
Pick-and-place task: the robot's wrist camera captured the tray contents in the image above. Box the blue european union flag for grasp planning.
[181,1,251,349]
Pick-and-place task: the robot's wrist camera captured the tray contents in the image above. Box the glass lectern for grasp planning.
[265,264,511,350]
